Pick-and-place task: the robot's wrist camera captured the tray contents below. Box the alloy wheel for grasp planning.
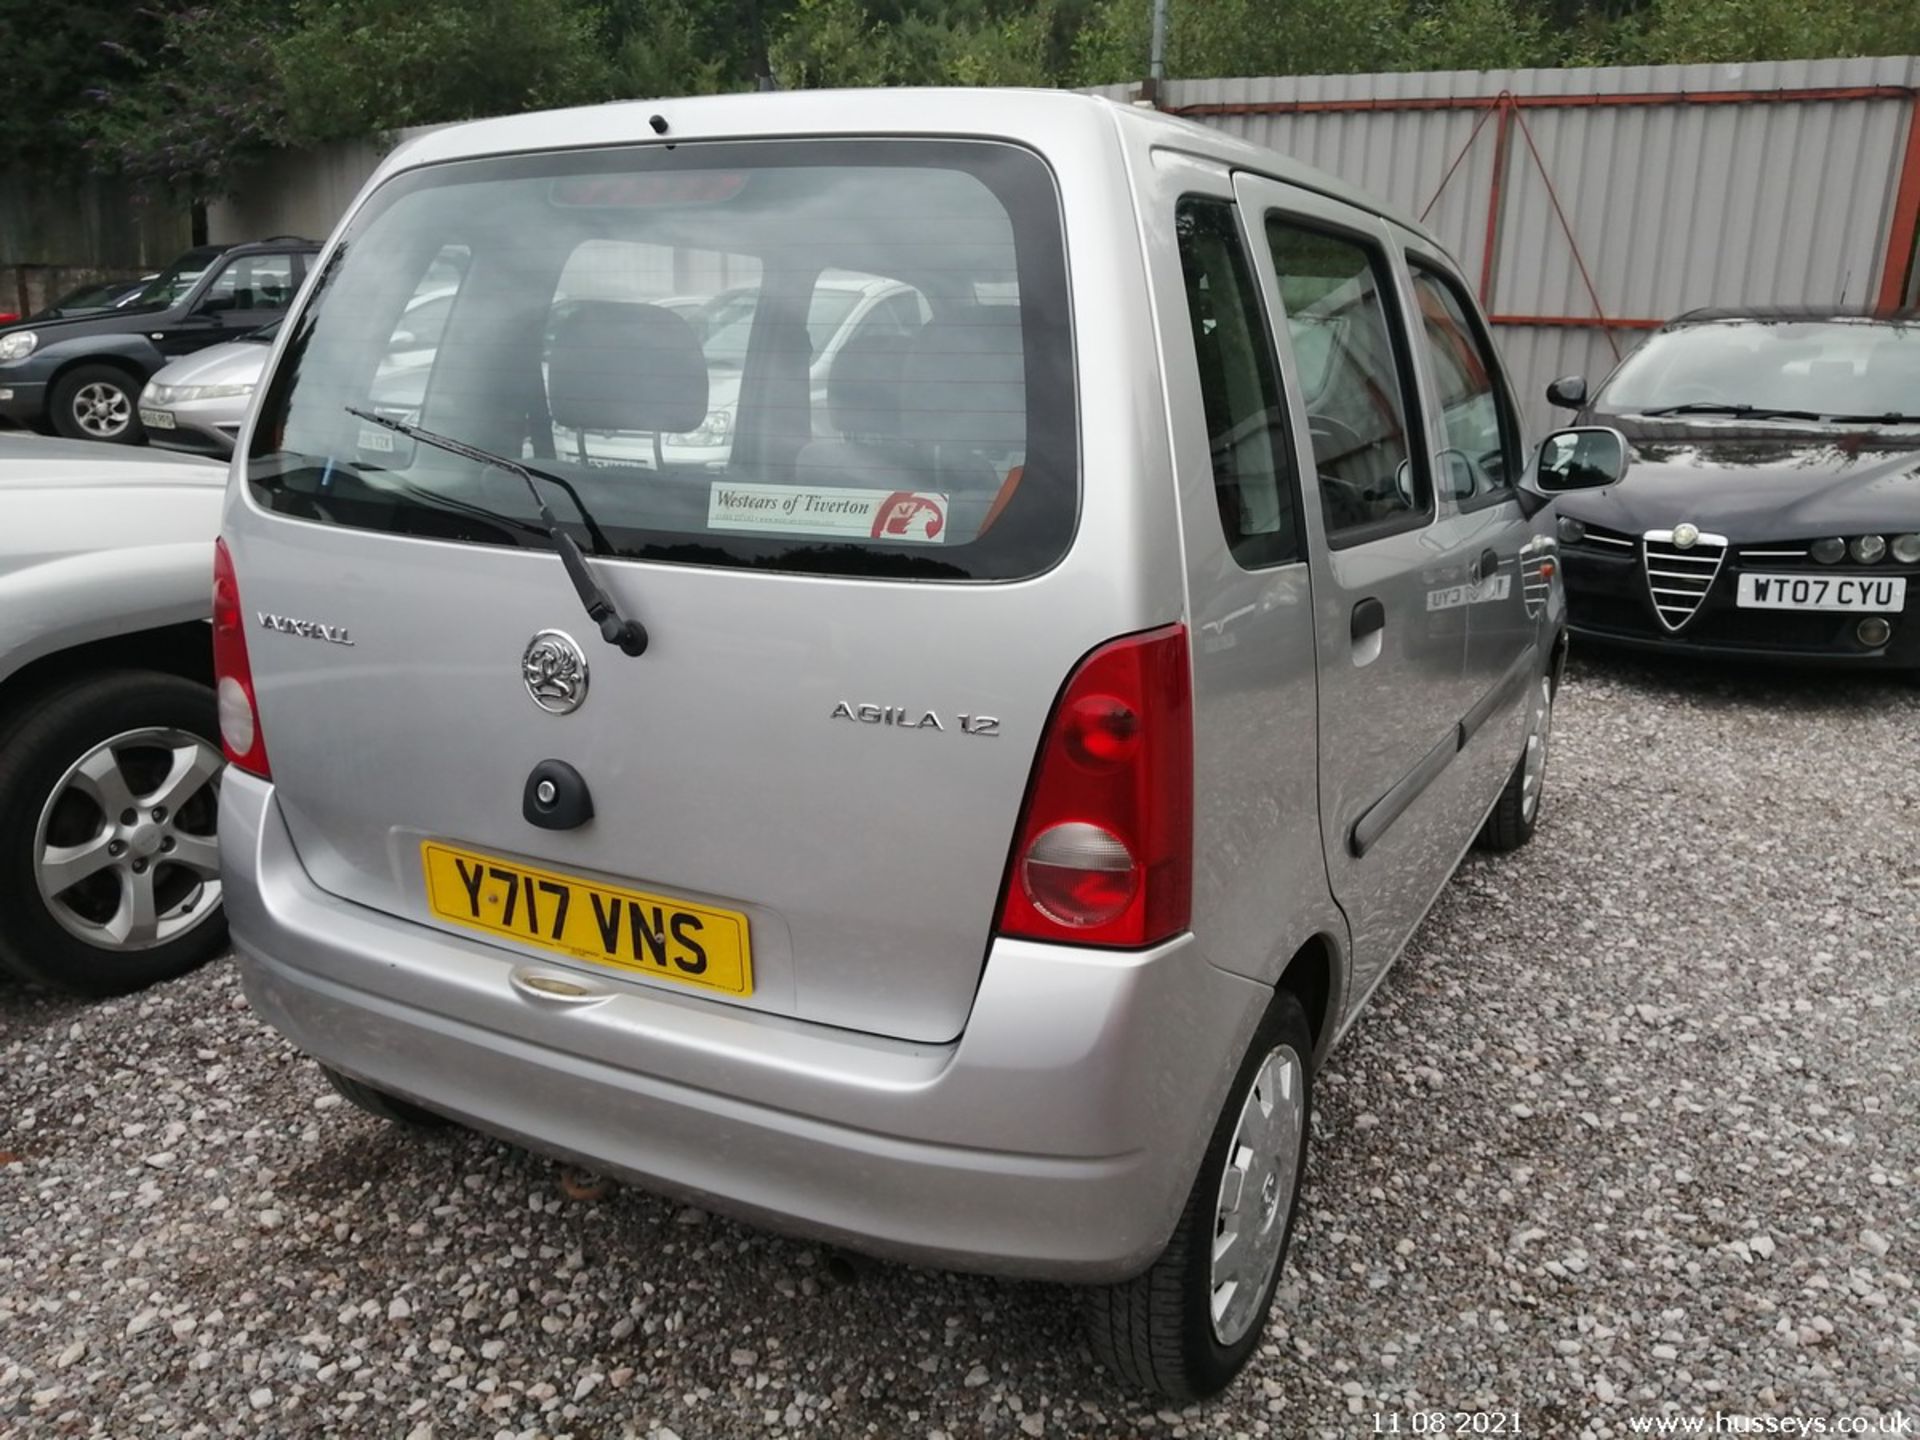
[72,380,133,439]
[32,727,224,952]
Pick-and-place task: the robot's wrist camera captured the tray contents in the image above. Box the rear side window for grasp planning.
[1265,217,1425,543]
[1174,198,1299,569]
[247,141,1074,582]
[1409,265,1519,504]
[202,253,296,313]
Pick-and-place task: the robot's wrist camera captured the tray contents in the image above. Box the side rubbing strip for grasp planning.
[1349,730,1458,859]
[1459,643,1539,748]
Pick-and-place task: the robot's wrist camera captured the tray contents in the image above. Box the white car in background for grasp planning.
[140,322,282,458]
[141,288,464,459]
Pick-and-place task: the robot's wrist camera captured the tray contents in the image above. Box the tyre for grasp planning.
[321,1066,450,1128]
[49,364,146,444]
[1082,989,1314,1400]
[1477,670,1553,853]
[0,671,226,994]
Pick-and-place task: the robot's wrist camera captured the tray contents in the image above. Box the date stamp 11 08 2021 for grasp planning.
[1371,1414,1524,1435]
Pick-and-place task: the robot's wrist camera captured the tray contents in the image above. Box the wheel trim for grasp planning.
[1209,1043,1305,1347]
[72,380,133,438]
[32,727,224,953]
[1520,676,1553,821]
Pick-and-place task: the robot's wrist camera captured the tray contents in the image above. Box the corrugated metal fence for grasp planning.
[212,58,1920,432]
[1127,57,1920,430]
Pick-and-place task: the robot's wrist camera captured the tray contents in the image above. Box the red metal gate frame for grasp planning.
[1171,84,1920,327]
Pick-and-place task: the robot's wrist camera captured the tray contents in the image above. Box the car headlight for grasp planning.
[1850,534,1887,564]
[142,383,174,406]
[1810,537,1846,564]
[168,382,256,402]
[0,330,39,362]
[1556,516,1586,544]
[1891,533,1920,565]
[667,409,732,447]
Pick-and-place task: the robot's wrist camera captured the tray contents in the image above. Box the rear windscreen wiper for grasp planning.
[1639,402,1825,421]
[345,407,648,657]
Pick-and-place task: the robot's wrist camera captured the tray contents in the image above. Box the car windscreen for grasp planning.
[1598,319,1920,419]
[246,140,1076,582]
[134,250,223,308]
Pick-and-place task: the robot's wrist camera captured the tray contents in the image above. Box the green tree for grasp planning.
[1624,0,1920,63]
[606,0,748,97]
[82,2,293,191]
[276,0,616,142]
[0,1,168,169]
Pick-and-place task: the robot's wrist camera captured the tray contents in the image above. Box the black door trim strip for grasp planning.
[1350,730,1457,859]
[1460,642,1539,748]
[1349,641,1540,859]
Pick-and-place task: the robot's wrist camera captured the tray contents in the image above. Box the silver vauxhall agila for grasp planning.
[216,89,1629,1398]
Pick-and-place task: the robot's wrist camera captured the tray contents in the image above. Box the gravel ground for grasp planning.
[3,650,1917,1439]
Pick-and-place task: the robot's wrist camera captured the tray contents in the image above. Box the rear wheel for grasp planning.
[49,364,146,444]
[321,1066,450,1128]
[0,672,226,994]
[1081,990,1313,1400]
[1478,671,1553,853]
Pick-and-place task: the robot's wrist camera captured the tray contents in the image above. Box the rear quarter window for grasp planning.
[247,141,1076,582]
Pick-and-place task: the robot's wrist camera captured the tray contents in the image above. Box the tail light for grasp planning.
[212,538,270,777]
[997,625,1192,947]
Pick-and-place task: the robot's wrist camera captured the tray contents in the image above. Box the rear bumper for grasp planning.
[220,770,1269,1282]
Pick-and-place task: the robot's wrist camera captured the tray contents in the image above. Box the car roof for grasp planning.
[374,88,1435,247]
[1669,306,1920,326]
[218,235,322,255]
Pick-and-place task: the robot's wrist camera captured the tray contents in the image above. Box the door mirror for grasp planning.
[1545,374,1588,410]
[1535,426,1629,492]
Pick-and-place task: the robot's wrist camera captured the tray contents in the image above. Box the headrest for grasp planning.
[548,301,708,435]
[826,330,914,440]
[899,317,1026,451]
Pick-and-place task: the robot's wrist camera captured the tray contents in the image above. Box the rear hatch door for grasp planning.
[233,136,1107,1044]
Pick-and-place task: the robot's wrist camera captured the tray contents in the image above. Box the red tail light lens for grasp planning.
[212,538,270,778]
[997,625,1192,947]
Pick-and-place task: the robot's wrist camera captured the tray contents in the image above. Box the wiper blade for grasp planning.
[1639,402,1825,421]
[346,407,648,657]
[1823,411,1920,424]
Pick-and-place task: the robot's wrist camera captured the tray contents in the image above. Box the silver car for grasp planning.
[139,323,279,458]
[0,436,228,993]
[217,91,1627,1398]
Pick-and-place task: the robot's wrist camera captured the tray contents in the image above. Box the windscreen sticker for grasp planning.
[707,484,949,544]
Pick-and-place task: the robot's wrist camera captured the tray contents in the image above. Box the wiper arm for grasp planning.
[346,407,648,657]
[1639,402,1825,421]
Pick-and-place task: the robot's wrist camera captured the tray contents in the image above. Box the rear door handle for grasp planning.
[1472,548,1501,582]
[1351,596,1386,642]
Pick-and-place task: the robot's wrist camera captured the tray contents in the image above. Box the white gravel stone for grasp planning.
[1,654,1914,1435]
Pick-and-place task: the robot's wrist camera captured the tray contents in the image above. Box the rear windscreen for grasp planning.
[247,140,1076,581]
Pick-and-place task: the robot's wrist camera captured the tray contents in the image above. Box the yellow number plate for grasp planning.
[421,841,752,996]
